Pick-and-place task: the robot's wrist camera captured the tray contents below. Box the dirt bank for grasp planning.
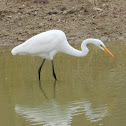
[0,0,126,46]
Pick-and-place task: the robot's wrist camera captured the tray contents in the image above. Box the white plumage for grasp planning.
[12,30,66,59]
[11,30,114,80]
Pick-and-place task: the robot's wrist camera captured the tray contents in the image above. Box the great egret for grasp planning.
[11,30,115,80]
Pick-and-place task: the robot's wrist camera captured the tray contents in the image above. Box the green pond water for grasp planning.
[0,41,126,126]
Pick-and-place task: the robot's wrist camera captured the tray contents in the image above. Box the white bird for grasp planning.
[11,30,115,80]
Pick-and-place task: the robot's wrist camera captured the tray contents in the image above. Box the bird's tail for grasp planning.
[11,47,18,55]
[11,43,27,55]
[11,44,23,55]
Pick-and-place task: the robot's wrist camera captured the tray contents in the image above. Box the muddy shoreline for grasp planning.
[0,0,126,46]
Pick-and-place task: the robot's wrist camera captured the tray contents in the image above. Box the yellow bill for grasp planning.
[102,46,115,59]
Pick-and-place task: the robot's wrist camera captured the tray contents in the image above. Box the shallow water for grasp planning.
[0,41,126,126]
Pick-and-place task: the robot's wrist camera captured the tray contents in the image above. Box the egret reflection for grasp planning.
[15,81,108,125]
[15,100,108,125]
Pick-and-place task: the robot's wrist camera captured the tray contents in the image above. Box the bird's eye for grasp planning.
[100,45,103,47]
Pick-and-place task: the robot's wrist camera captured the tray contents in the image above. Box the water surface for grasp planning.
[0,41,126,126]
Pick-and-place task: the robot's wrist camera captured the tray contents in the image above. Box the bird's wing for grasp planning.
[12,32,58,55]
[11,30,68,56]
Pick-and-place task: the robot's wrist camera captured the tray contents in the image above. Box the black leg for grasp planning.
[38,59,46,80]
[51,60,57,80]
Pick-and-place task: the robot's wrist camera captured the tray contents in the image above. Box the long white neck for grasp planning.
[82,38,99,45]
[61,39,100,57]
[61,42,89,57]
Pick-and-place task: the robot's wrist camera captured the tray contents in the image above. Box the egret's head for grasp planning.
[83,39,115,59]
[95,39,115,59]
[94,39,105,50]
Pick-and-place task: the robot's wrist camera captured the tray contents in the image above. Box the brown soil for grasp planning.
[0,0,126,46]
